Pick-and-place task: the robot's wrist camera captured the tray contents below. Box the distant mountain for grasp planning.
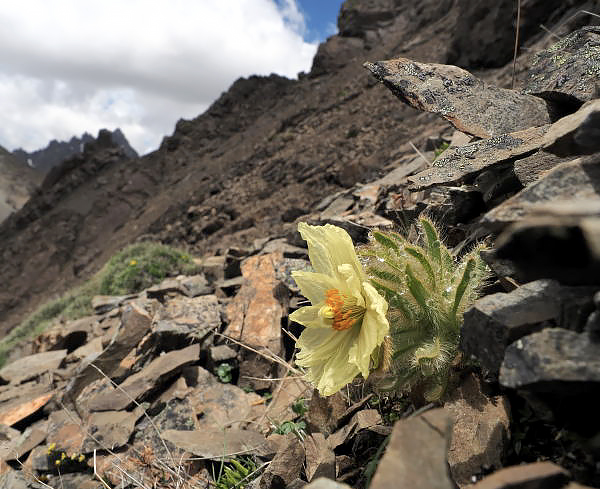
[0,145,41,222]
[12,128,138,174]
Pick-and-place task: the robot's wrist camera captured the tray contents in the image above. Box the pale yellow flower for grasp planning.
[290,222,389,396]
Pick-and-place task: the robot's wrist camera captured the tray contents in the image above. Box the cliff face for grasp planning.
[0,0,596,334]
[0,145,41,223]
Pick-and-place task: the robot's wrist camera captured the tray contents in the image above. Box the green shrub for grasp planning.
[0,242,197,368]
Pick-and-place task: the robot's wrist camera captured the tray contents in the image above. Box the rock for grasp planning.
[470,461,570,489]
[162,427,275,459]
[0,470,43,489]
[225,253,285,353]
[307,390,348,437]
[445,374,511,487]
[225,252,287,390]
[152,294,221,349]
[187,366,265,430]
[305,433,335,482]
[0,426,46,462]
[320,195,354,220]
[482,154,600,231]
[0,349,67,384]
[209,344,237,363]
[525,27,600,105]
[461,280,564,375]
[303,478,352,489]
[500,328,600,388]
[265,377,312,427]
[409,125,549,191]
[216,276,245,297]
[259,434,305,489]
[365,59,551,139]
[494,216,600,285]
[369,408,454,489]
[81,407,144,452]
[46,409,86,453]
[327,409,382,450]
[66,336,104,363]
[0,390,53,426]
[541,100,600,157]
[86,343,200,411]
[91,294,136,314]
[199,255,227,282]
[512,151,569,187]
[65,301,152,401]
[178,273,213,297]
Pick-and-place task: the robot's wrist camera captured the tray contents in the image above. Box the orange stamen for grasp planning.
[325,289,366,331]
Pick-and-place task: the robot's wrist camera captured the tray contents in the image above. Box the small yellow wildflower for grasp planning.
[60,452,66,460]
[55,460,61,466]
[78,454,85,463]
[290,223,389,396]
[129,259,138,266]
[47,442,56,452]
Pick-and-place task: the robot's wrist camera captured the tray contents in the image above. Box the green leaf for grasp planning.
[404,245,436,289]
[452,258,475,317]
[370,280,414,321]
[405,264,430,314]
[373,231,400,252]
[420,218,441,265]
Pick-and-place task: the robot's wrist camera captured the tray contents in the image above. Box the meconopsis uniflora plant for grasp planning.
[359,216,489,402]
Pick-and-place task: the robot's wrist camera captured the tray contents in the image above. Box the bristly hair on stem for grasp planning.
[359,215,489,402]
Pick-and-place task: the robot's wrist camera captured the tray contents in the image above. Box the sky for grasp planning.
[0,0,344,156]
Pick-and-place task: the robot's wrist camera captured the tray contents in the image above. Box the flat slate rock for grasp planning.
[471,461,570,489]
[162,428,275,459]
[0,390,53,426]
[365,58,551,138]
[408,125,549,191]
[368,408,454,489]
[500,328,600,389]
[525,26,600,105]
[0,349,67,384]
[482,154,600,230]
[153,294,221,341]
[87,343,200,411]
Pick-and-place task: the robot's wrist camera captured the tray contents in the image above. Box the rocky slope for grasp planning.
[1,3,600,488]
[1,0,596,338]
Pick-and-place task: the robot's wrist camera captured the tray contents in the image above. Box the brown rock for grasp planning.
[471,461,570,489]
[305,433,335,482]
[365,59,551,139]
[307,390,348,437]
[0,427,46,462]
[0,390,53,426]
[162,428,275,459]
[87,343,200,411]
[225,252,285,353]
[327,409,382,450]
[82,407,144,452]
[91,294,136,314]
[259,434,305,489]
[46,409,86,453]
[0,349,67,384]
[446,374,511,487]
[369,408,454,489]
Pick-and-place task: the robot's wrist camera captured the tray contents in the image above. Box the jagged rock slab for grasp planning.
[369,408,454,489]
[162,428,275,459]
[493,215,600,285]
[303,479,352,489]
[446,374,510,487]
[86,343,199,411]
[259,434,305,489]
[365,59,551,138]
[46,409,85,453]
[471,461,570,489]
[0,390,53,426]
[0,427,46,462]
[305,433,335,482]
[65,301,152,401]
[408,125,549,191]
[81,407,144,452]
[482,154,600,230]
[91,294,137,314]
[525,27,600,105]
[500,328,600,389]
[307,390,349,437]
[327,409,382,449]
[461,280,564,375]
[0,349,67,384]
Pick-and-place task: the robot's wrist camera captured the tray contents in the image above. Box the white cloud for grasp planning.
[0,0,317,155]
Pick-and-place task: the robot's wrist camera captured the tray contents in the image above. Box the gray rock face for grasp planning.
[259,434,305,489]
[525,27,600,105]
[461,280,563,375]
[369,408,454,489]
[365,59,551,139]
[0,349,67,384]
[500,328,600,389]
[470,461,570,489]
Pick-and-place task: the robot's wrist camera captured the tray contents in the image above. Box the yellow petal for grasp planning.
[298,223,363,282]
[289,305,329,328]
[291,270,340,305]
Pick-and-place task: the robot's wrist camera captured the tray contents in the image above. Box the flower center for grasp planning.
[318,288,366,331]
